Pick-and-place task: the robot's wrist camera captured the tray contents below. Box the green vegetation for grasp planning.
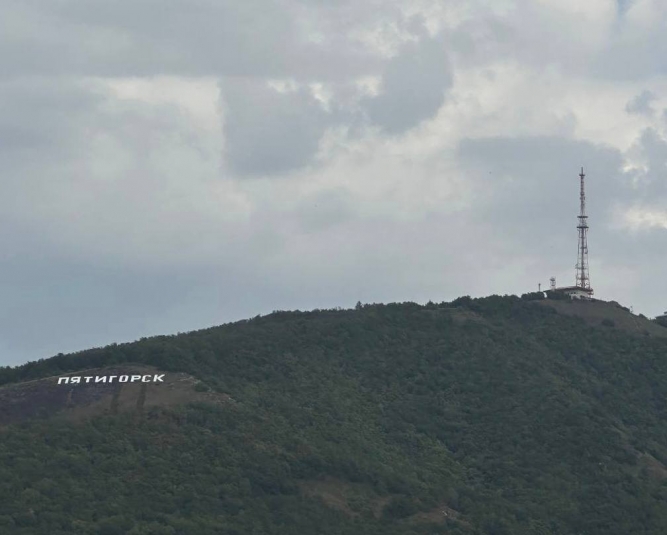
[520,291,545,301]
[1,295,667,534]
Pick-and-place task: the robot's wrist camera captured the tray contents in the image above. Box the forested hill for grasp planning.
[2,296,667,535]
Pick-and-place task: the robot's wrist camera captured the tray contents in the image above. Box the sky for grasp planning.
[2,0,667,366]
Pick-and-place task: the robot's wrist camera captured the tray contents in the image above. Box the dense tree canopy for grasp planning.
[1,296,667,534]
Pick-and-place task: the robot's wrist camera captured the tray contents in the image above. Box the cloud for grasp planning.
[456,135,626,271]
[363,33,452,134]
[616,0,636,15]
[446,1,616,77]
[3,0,667,366]
[591,0,667,79]
[0,0,383,80]
[625,127,667,200]
[221,79,333,176]
[626,89,657,115]
[220,26,455,176]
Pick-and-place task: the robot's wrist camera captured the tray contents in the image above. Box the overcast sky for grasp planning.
[2,0,667,366]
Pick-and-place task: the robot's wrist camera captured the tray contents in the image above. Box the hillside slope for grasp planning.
[1,296,667,535]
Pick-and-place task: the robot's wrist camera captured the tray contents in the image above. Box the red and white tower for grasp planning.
[575,167,592,293]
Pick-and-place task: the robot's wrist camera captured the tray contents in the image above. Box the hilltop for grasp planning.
[536,298,667,337]
[1,295,667,534]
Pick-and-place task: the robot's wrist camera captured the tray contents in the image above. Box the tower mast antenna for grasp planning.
[575,167,591,292]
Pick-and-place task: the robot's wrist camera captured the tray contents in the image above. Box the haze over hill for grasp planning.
[2,295,667,534]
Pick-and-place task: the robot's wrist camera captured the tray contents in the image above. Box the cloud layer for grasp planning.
[2,0,667,365]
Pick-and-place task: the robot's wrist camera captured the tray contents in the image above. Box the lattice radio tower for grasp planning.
[575,167,591,291]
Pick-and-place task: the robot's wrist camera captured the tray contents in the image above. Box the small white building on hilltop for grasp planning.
[545,277,594,300]
[553,285,594,300]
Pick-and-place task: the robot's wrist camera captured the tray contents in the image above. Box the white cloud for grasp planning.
[622,207,667,229]
[3,0,667,364]
[103,76,223,132]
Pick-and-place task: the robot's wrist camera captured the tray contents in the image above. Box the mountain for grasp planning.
[1,295,667,535]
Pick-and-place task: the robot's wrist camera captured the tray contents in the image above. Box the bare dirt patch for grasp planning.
[407,503,468,527]
[639,453,667,480]
[0,366,231,426]
[298,478,358,517]
[298,477,390,519]
[298,478,467,525]
[537,299,667,338]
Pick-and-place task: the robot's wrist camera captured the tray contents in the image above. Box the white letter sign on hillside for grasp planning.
[57,374,165,385]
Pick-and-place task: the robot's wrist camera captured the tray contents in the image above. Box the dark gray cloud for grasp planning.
[616,0,635,15]
[459,135,627,217]
[0,0,383,80]
[221,79,331,176]
[221,30,453,176]
[626,90,657,115]
[630,127,667,199]
[592,12,667,80]
[446,6,597,76]
[2,0,667,367]
[457,136,627,270]
[0,78,102,157]
[444,2,667,82]
[457,132,667,313]
[363,34,452,133]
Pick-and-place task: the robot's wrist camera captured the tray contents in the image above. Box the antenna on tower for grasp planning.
[575,167,592,293]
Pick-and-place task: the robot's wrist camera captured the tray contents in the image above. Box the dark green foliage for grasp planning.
[2,296,667,534]
[601,318,615,327]
[521,292,545,301]
[382,496,420,519]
